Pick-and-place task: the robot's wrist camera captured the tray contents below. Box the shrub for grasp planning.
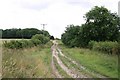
[3,34,50,49]
[14,40,22,49]
[3,40,15,49]
[89,41,119,55]
[3,40,22,49]
[88,41,96,49]
[20,40,28,48]
[31,34,49,44]
[27,40,34,47]
[3,40,34,49]
[20,40,34,48]
[31,39,41,46]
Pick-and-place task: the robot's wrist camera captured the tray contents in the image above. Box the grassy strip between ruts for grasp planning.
[53,57,71,78]
[57,40,118,78]
[2,41,54,78]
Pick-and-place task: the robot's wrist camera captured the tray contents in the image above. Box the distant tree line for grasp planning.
[61,6,120,48]
[1,28,50,39]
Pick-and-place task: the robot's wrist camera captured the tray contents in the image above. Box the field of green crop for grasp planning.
[57,40,118,78]
[2,40,54,78]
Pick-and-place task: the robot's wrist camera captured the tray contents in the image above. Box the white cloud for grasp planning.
[0,0,119,38]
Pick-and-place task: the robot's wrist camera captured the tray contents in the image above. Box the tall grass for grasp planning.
[2,41,54,78]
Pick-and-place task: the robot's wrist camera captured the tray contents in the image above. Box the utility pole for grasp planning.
[41,24,47,30]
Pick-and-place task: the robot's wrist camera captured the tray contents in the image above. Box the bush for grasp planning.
[3,40,15,49]
[88,41,96,49]
[31,34,49,44]
[89,41,119,55]
[31,39,41,46]
[20,40,28,48]
[3,40,34,49]
[20,40,34,48]
[3,40,22,49]
[14,41,23,49]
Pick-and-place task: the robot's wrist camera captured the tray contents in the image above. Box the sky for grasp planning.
[0,0,119,38]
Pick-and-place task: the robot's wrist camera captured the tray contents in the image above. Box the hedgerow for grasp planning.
[3,34,50,49]
[3,40,33,49]
[88,41,119,55]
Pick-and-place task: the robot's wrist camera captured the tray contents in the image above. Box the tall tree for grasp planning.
[61,25,80,47]
[84,6,120,41]
[61,6,120,47]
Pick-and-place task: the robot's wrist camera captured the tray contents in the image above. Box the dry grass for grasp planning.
[2,41,54,78]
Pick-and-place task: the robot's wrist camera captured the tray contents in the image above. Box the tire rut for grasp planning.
[56,44,107,78]
[51,40,87,78]
[51,45,62,78]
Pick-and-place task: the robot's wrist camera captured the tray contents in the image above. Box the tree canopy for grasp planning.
[61,25,80,47]
[61,6,120,47]
[1,28,50,39]
[84,6,120,41]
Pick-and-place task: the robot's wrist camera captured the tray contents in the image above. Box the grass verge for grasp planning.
[58,53,93,77]
[2,41,54,78]
[57,40,118,78]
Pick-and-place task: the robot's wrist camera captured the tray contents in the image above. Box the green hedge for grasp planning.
[88,41,119,54]
[3,40,34,49]
[3,34,50,49]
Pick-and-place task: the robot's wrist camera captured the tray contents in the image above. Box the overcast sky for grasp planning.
[0,0,119,38]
